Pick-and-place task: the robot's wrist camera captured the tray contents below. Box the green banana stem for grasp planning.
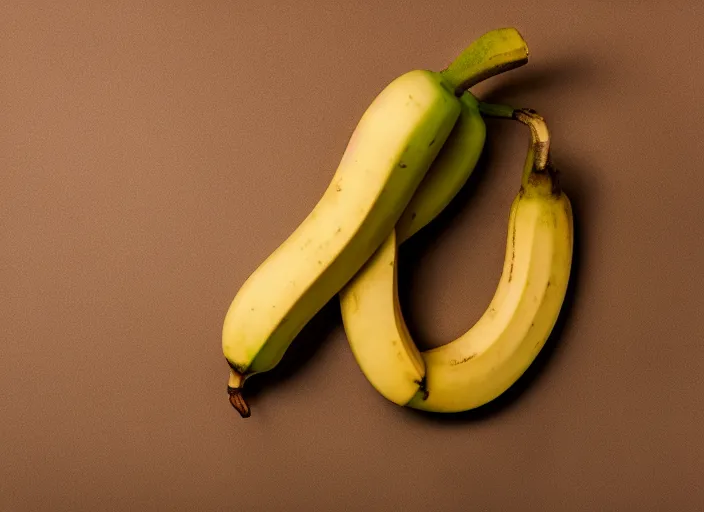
[441,28,529,95]
[478,101,515,119]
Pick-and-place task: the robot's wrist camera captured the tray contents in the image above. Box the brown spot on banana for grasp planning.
[415,377,429,400]
[450,354,477,366]
[508,219,517,283]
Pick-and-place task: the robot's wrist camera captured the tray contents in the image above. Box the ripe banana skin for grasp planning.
[395,92,486,244]
[340,108,573,412]
[222,28,530,417]
[223,70,460,416]
[338,92,487,404]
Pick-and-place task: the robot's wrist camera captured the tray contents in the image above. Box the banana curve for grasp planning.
[340,108,574,412]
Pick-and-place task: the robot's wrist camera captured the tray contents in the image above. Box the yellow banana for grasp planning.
[395,92,486,244]
[222,28,530,417]
[338,92,487,405]
[340,107,573,412]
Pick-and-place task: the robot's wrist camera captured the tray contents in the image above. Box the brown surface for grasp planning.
[2,1,704,510]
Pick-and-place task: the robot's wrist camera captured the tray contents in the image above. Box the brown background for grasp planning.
[2,0,703,510]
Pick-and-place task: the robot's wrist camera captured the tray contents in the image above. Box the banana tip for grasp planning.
[228,388,251,418]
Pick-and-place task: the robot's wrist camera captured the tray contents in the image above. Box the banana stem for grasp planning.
[514,109,550,173]
[514,108,559,194]
[228,368,251,418]
[440,28,529,95]
[229,390,251,418]
[478,101,516,119]
[479,103,554,189]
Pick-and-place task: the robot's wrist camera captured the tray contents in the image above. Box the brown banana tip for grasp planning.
[228,387,251,418]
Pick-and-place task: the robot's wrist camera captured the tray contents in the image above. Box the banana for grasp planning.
[340,107,573,412]
[222,28,530,418]
[395,92,486,244]
[338,92,487,405]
